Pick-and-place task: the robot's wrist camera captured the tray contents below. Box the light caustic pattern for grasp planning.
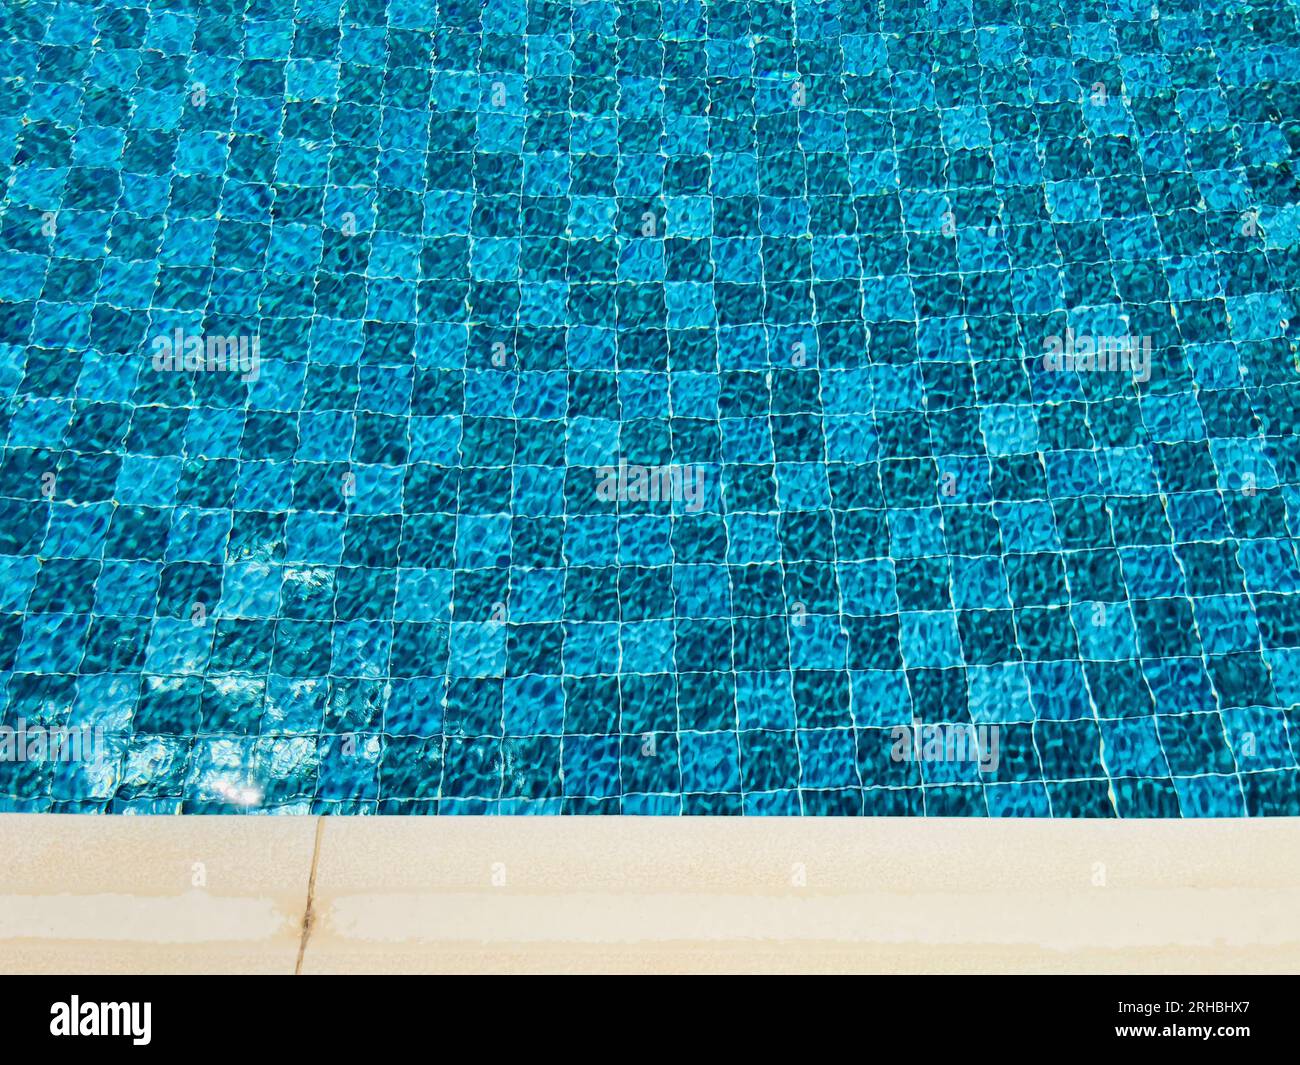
[0,0,1298,815]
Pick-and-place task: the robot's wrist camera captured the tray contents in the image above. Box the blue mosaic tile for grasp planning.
[0,0,1298,815]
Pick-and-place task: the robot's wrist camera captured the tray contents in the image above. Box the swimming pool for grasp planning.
[1,0,1298,815]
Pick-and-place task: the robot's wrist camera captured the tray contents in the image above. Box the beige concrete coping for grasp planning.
[2,815,1298,974]
[0,816,318,974]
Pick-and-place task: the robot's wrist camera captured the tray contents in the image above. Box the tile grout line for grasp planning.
[294,817,326,976]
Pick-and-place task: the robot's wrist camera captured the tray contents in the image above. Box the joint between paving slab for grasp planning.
[295,817,326,975]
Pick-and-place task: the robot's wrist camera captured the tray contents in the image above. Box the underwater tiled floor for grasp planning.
[0,0,1298,815]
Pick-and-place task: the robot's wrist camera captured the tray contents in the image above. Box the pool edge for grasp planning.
[2,815,1298,974]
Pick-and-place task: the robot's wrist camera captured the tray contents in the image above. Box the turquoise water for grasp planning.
[0,0,1298,814]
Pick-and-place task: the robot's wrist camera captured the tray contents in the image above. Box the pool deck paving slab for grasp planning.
[2,816,1298,974]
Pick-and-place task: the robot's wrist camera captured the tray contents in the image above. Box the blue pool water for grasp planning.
[1,0,1298,815]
